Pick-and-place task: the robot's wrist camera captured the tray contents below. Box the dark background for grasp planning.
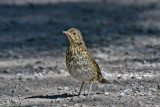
[0,0,160,58]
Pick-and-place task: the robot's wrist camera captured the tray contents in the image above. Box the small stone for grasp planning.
[64,87,69,91]
[74,103,81,107]
[11,99,18,103]
[25,87,30,91]
[138,92,146,96]
[3,69,10,73]
[84,90,88,95]
[82,105,86,107]
[38,65,45,70]
[58,69,65,74]
[132,86,138,91]
[146,101,151,104]
[12,89,16,93]
[138,101,143,106]
[150,95,156,98]
[109,105,116,107]
[98,84,105,89]
[71,96,80,101]
[48,71,53,74]
[15,70,22,73]
[124,89,132,95]
[38,73,43,78]
[117,92,125,97]
[55,98,61,102]
[35,60,42,64]
[79,95,85,98]
[104,92,109,96]
[57,87,63,90]
[24,63,32,68]
[149,88,157,92]
[90,96,96,100]
[62,104,67,107]
[148,92,152,96]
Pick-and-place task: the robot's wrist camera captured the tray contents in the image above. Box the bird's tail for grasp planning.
[97,75,110,84]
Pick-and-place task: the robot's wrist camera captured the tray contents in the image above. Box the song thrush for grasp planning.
[63,28,110,96]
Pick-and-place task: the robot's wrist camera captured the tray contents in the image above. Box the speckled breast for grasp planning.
[66,44,96,81]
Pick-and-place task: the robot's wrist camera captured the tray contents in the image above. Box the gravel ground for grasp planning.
[0,0,160,107]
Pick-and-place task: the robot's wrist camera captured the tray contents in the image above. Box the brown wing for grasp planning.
[85,51,102,76]
[79,44,102,75]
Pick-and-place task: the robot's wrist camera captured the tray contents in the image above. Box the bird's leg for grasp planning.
[78,81,85,96]
[87,81,93,96]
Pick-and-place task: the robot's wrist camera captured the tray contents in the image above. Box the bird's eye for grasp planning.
[73,32,76,35]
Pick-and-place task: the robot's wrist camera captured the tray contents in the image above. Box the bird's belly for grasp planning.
[67,60,95,81]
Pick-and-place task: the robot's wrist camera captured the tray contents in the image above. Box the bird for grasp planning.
[63,28,110,96]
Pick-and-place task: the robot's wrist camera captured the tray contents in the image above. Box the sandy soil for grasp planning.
[0,0,160,107]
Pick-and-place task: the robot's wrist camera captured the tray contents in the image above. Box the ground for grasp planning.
[0,0,160,107]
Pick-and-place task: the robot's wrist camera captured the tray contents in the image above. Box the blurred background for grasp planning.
[0,0,160,58]
[0,0,160,106]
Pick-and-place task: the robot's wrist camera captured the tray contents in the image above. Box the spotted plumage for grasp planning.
[63,28,110,96]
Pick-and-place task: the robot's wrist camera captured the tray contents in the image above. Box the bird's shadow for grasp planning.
[25,93,77,99]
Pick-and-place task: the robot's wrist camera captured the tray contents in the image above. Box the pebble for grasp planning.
[82,105,86,107]
[148,92,152,96]
[132,86,138,91]
[38,65,45,70]
[3,69,10,73]
[59,69,65,74]
[117,92,125,97]
[57,87,63,90]
[24,63,32,68]
[124,89,132,95]
[138,92,146,96]
[90,96,96,100]
[12,89,16,93]
[48,71,53,74]
[55,98,61,102]
[18,74,25,80]
[11,99,18,103]
[33,65,45,70]
[62,104,68,107]
[98,84,105,89]
[74,103,81,107]
[64,87,69,91]
[138,101,143,106]
[25,87,30,91]
[34,60,42,64]
[79,95,85,99]
[104,92,110,96]
[71,96,80,101]
[38,73,43,78]
[84,90,88,95]
[150,95,156,98]
[149,88,157,92]
[109,105,116,107]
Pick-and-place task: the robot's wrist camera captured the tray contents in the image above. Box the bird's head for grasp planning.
[63,28,84,45]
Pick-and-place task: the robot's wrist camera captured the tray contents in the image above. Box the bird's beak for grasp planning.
[63,31,68,35]
[63,30,73,43]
